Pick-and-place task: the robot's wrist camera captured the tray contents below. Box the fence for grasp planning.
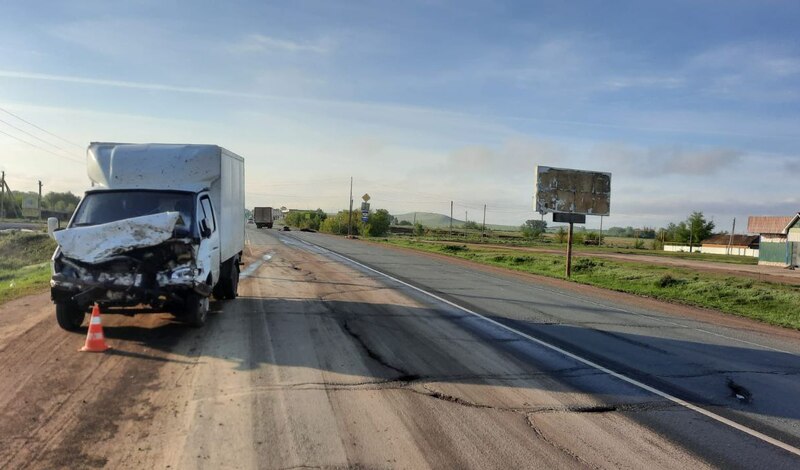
[663,244,759,257]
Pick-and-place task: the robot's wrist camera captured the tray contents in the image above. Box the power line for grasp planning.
[0,117,83,161]
[0,106,84,149]
[0,128,83,163]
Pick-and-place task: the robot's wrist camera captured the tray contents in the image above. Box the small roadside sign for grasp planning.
[361,202,370,211]
[361,211,369,222]
[553,213,586,224]
[362,193,370,202]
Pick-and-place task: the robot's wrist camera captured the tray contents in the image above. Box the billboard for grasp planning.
[21,195,40,218]
[22,196,38,209]
[535,166,611,216]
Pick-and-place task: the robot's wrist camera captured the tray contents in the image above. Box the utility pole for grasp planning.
[727,218,736,255]
[38,180,43,220]
[347,177,353,237]
[482,204,486,241]
[413,212,416,225]
[449,201,453,237]
[465,211,468,239]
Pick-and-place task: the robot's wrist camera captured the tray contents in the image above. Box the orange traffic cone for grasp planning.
[80,304,110,352]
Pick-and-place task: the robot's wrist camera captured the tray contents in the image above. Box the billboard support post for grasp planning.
[566,222,574,277]
[599,215,604,247]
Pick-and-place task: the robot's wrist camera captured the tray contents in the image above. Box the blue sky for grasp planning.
[1,0,799,228]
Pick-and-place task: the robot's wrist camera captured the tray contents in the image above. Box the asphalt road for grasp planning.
[0,226,798,469]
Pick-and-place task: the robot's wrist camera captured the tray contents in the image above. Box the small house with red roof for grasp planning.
[747,214,800,267]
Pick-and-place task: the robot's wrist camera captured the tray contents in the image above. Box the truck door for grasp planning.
[197,194,221,288]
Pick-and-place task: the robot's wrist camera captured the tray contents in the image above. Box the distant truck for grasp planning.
[48,143,245,330]
[253,206,274,229]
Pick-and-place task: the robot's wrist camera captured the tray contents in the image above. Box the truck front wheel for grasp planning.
[56,302,86,331]
[213,258,239,300]
[183,293,209,327]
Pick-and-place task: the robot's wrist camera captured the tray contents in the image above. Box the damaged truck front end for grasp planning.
[51,239,209,317]
[50,193,215,330]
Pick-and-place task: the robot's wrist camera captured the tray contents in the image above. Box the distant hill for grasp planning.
[392,212,519,231]
[393,212,461,228]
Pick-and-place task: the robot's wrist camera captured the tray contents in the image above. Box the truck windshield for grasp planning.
[71,191,195,235]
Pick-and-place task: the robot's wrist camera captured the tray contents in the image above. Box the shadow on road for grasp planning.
[94,295,800,430]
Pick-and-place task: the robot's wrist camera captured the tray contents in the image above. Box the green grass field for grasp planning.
[380,239,800,330]
[394,232,758,266]
[0,231,56,304]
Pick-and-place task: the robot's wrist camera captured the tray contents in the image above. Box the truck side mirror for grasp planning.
[200,219,212,238]
[47,217,60,238]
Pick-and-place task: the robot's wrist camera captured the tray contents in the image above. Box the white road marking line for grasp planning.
[286,233,800,458]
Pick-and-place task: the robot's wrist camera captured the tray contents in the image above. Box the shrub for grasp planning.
[555,227,568,243]
[521,220,547,239]
[441,244,467,253]
[583,231,601,245]
[573,258,600,273]
[656,274,685,288]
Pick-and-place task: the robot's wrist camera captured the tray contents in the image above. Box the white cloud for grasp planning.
[602,76,685,90]
[230,34,331,54]
[592,143,744,177]
[444,138,567,177]
[687,41,800,101]
[691,42,800,78]
[49,18,185,59]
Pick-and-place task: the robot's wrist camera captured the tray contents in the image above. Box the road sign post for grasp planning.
[361,200,370,222]
[347,177,353,238]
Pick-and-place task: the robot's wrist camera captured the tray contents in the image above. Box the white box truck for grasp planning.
[253,206,273,228]
[48,143,245,329]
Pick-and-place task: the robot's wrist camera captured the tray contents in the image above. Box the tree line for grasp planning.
[1,191,81,218]
[519,211,716,243]
[282,208,393,237]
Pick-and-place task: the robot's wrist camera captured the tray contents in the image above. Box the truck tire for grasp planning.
[56,302,85,331]
[214,258,239,300]
[183,293,209,327]
[226,261,240,299]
